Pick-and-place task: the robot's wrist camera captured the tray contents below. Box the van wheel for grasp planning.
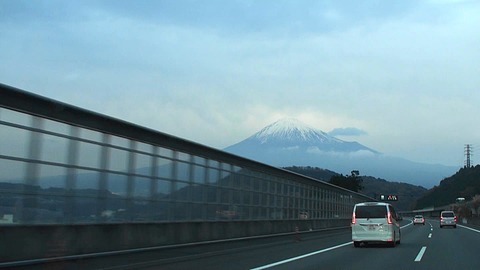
[396,231,401,244]
[353,241,360,247]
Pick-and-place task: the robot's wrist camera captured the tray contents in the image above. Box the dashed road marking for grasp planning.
[415,246,427,262]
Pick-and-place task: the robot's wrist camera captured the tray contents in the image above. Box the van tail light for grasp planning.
[352,212,356,224]
[387,212,392,224]
[454,216,457,222]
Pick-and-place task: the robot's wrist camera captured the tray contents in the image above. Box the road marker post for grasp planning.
[295,226,301,242]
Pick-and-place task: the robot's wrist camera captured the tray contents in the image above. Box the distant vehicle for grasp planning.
[413,215,425,225]
[440,211,457,228]
[351,202,401,247]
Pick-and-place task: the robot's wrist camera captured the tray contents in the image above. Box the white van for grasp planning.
[440,210,457,228]
[351,202,401,247]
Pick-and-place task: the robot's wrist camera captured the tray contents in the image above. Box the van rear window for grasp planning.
[355,206,387,218]
[442,212,454,217]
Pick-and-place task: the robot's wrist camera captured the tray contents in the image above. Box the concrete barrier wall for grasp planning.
[0,219,350,262]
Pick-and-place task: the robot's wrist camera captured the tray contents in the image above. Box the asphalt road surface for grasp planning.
[8,219,480,270]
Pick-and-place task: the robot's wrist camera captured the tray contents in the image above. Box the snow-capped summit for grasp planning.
[253,118,342,145]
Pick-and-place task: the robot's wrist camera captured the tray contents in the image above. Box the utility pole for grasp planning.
[464,144,473,168]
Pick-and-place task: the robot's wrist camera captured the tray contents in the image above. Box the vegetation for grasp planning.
[361,176,427,211]
[283,166,427,211]
[282,166,338,181]
[283,166,363,191]
[414,165,480,209]
[328,172,363,192]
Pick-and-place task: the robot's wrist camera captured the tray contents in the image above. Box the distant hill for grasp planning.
[283,166,427,211]
[415,165,480,209]
[360,176,427,211]
[283,166,339,182]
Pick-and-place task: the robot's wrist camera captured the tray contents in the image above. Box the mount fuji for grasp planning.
[226,118,378,155]
[224,118,458,188]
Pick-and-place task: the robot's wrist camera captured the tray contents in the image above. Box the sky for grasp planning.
[1,0,479,167]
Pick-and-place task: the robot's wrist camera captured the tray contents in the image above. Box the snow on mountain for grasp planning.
[254,118,342,145]
[227,118,378,154]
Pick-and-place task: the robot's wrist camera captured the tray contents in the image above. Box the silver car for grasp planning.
[440,211,456,228]
[413,215,425,225]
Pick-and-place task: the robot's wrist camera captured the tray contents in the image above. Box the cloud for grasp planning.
[306,147,376,158]
[328,127,367,137]
[1,0,479,167]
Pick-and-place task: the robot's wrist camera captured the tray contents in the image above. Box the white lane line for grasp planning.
[250,242,352,270]
[428,233,432,238]
[414,246,427,262]
[458,224,480,233]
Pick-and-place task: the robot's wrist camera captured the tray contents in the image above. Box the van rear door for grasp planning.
[353,205,388,236]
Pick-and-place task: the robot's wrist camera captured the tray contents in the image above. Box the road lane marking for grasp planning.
[458,224,480,233]
[250,242,352,270]
[428,233,432,238]
[414,246,427,262]
[252,224,411,270]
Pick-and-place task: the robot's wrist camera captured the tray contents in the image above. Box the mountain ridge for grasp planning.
[415,165,480,209]
[283,166,427,211]
[224,118,458,188]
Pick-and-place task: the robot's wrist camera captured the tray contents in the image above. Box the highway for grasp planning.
[8,219,480,270]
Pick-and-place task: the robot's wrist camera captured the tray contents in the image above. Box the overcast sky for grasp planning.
[1,0,479,167]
